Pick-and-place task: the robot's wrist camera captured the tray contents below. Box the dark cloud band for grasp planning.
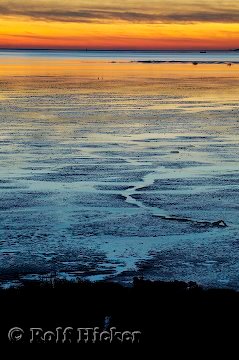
[0,2,238,24]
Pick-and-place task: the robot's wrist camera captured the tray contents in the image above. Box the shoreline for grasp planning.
[0,268,235,291]
[130,60,237,64]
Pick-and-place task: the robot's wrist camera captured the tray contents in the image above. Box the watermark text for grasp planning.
[8,326,142,344]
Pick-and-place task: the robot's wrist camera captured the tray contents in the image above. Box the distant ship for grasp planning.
[200,51,207,53]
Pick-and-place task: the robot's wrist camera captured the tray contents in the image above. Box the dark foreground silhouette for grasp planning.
[1,278,239,350]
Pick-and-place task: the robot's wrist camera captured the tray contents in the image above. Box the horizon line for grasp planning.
[0,47,235,52]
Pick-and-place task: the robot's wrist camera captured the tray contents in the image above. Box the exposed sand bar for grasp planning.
[0,57,238,288]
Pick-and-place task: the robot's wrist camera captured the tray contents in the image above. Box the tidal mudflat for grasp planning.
[0,55,238,289]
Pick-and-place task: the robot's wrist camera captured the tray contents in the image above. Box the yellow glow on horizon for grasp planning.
[0,0,239,49]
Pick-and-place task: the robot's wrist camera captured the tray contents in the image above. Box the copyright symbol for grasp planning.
[8,327,24,343]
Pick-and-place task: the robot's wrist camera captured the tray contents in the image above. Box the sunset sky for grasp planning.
[0,0,239,50]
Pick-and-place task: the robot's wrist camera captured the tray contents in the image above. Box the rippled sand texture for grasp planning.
[0,58,239,288]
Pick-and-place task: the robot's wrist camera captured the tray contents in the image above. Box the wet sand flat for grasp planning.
[0,56,239,288]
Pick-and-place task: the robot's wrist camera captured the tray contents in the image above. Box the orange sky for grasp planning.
[0,0,239,49]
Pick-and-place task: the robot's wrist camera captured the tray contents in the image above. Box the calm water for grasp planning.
[1,50,239,62]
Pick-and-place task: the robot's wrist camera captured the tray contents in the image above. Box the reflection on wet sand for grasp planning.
[0,58,239,289]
